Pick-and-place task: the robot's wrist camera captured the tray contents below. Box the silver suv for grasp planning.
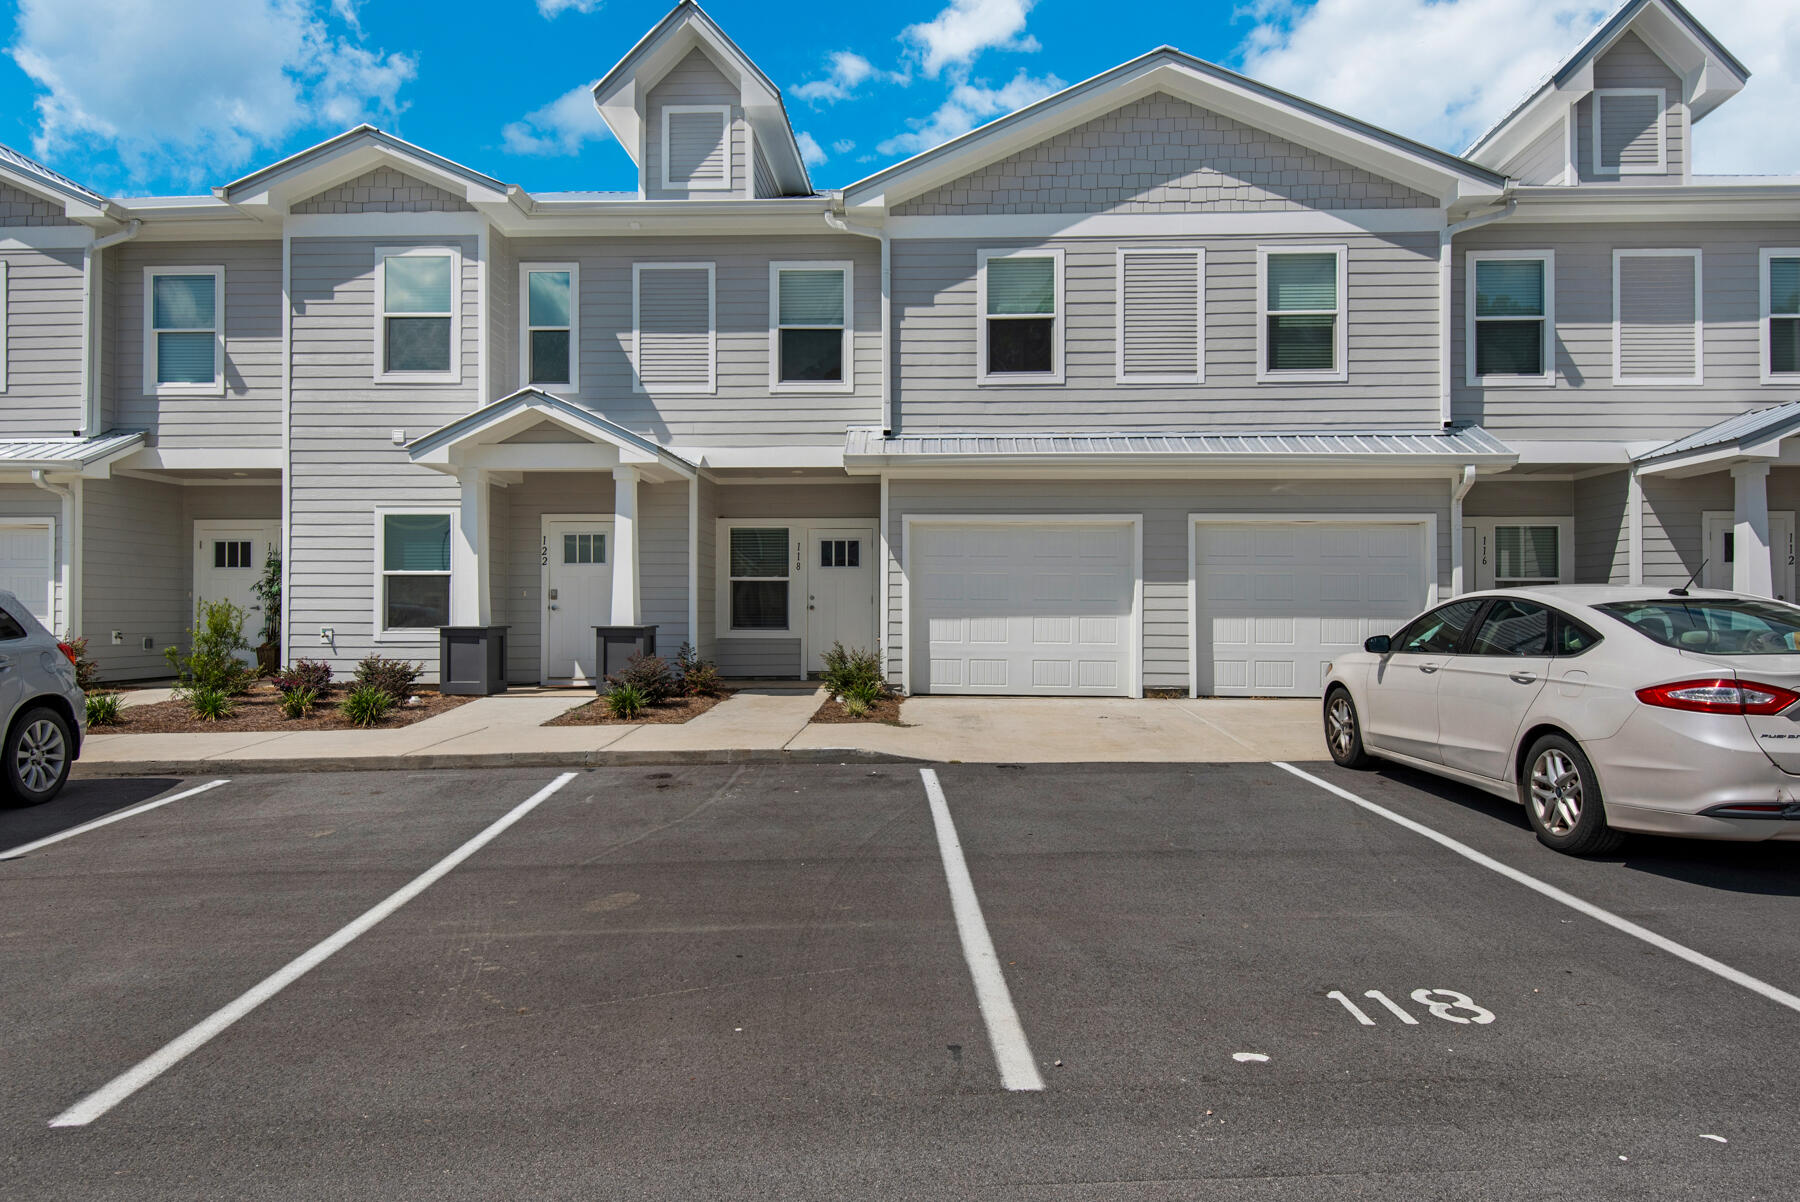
[0,589,84,805]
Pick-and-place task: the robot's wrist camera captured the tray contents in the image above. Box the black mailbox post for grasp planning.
[592,625,658,691]
[438,625,509,695]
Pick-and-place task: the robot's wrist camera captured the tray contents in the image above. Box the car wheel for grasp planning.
[1324,687,1374,769]
[1521,733,1622,856]
[4,705,71,807]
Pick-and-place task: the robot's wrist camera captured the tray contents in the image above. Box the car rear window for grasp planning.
[1595,597,1800,655]
[0,608,26,641]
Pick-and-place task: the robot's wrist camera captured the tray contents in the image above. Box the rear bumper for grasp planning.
[1591,708,1800,841]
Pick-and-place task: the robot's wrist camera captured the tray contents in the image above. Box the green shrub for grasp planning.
[606,653,672,704]
[85,691,123,727]
[673,642,721,698]
[280,687,318,719]
[605,682,647,720]
[841,678,886,713]
[189,686,234,722]
[273,659,333,694]
[339,684,394,728]
[167,599,255,696]
[63,634,102,693]
[821,643,886,700]
[353,655,421,704]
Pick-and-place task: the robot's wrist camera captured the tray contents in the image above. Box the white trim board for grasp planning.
[885,208,1447,240]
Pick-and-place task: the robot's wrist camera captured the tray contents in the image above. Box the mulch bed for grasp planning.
[811,693,908,725]
[543,690,733,726]
[93,682,470,734]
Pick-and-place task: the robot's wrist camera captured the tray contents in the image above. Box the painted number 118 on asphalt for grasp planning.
[1328,988,1496,1026]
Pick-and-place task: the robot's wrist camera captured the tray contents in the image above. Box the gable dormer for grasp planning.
[591,1,812,200]
[1465,0,1748,185]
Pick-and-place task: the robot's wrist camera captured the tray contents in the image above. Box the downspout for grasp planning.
[1450,464,1478,597]
[80,219,142,438]
[31,470,79,638]
[823,211,890,434]
[1439,200,1515,427]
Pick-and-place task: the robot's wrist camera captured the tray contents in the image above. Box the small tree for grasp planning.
[251,545,282,672]
[166,599,255,697]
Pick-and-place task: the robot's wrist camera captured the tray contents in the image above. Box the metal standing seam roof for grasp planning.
[0,142,109,207]
[1637,400,1800,463]
[844,427,1515,460]
[0,430,146,467]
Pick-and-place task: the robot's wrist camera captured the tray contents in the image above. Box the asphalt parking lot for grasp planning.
[2,760,1797,1200]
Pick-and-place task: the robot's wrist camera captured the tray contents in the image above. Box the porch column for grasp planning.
[451,469,492,625]
[612,465,640,625]
[1732,461,1773,596]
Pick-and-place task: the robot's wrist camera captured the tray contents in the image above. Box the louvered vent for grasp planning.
[666,109,728,189]
[1597,92,1663,173]
[635,266,713,391]
[1119,251,1202,382]
[1617,253,1699,382]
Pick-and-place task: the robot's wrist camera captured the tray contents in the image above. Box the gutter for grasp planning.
[1439,200,1516,425]
[80,220,142,438]
[823,211,892,435]
[30,470,78,638]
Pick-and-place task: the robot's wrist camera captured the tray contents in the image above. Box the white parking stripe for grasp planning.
[1275,761,1800,1017]
[920,768,1045,1092]
[49,771,579,1128]
[0,779,230,861]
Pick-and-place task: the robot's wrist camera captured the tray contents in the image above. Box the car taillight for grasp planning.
[56,641,77,666]
[1635,678,1800,716]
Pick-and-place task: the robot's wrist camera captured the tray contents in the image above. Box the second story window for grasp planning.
[522,264,577,390]
[1764,250,1800,383]
[145,267,223,396]
[770,262,851,392]
[375,247,460,384]
[1467,252,1554,385]
[1259,247,1346,382]
[977,248,1063,384]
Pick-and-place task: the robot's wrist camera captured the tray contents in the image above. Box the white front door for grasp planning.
[544,518,613,684]
[1703,511,1796,600]
[0,522,54,630]
[806,528,875,672]
[193,521,280,661]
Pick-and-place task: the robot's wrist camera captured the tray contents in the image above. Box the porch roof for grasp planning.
[406,390,695,480]
[0,429,146,475]
[843,425,1516,473]
[1635,401,1800,476]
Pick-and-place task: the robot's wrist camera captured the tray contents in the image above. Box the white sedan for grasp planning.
[1321,585,1800,855]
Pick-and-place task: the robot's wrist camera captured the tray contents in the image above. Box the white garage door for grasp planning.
[1195,521,1428,697]
[912,521,1136,696]
[0,523,52,629]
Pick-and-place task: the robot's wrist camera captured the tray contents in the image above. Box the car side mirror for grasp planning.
[1363,635,1392,654]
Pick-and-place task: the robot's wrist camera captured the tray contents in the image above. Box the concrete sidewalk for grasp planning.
[74,688,1322,775]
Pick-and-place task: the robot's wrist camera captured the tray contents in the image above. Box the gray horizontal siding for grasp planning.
[712,482,879,519]
[0,245,86,437]
[717,637,799,677]
[1462,480,1574,518]
[82,474,187,681]
[488,230,516,405]
[1453,222,1795,440]
[644,48,749,201]
[113,240,283,450]
[1573,470,1630,584]
[1572,32,1684,183]
[885,476,1452,693]
[893,232,1442,432]
[1641,473,1728,587]
[1502,121,1566,185]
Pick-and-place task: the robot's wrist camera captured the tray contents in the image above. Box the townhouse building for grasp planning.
[0,0,1791,698]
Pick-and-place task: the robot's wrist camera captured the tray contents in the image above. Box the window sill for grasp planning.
[147,382,226,398]
[1255,370,1348,385]
[718,627,797,640]
[1468,375,1557,388]
[375,372,462,386]
[1114,373,1203,386]
[373,630,442,643]
[769,380,855,395]
[631,382,717,395]
[1761,374,1800,386]
[1610,377,1704,388]
[977,372,1065,387]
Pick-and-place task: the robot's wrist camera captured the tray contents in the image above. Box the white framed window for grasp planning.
[1463,518,1574,591]
[726,525,792,633]
[976,247,1063,385]
[1466,250,1555,386]
[1592,88,1666,176]
[1613,248,1702,386]
[373,508,454,637]
[632,262,716,394]
[1257,246,1347,383]
[1761,248,1800,384]
[374,246,461,384]
[143,266,224,396]
[662,104,732,191]
[1116,247,1203,384]
[769,261,853,393]
[519,262,578,390]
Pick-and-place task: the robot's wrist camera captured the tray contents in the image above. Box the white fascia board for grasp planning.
[113,447,282,471]
[0,227,94,251]
[887,208,1444,240]
[286,212,488,238]
[483,202,830,240]
[1506,187,1800,224]
[230,140,507,213]
[846,454,1514,479]
[1505,440,1635,465]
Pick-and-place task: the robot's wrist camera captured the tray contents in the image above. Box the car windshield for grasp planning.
[1595,597,1800,655]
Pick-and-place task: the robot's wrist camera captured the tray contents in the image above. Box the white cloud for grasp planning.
[795,131,828,166]
[537,0,602,16]
[832,138,858,154]
[1234,0,1800,173]
[501,83,611,157]
[794,51,881,103]
[9,0,415,184]
[877,69,1063,156]
[902,0,1041,78]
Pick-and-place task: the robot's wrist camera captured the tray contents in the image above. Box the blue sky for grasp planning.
[2,0,1795,199]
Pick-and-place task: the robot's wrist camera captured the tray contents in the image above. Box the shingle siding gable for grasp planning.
[0,183,76,227]
[291,167,475,214]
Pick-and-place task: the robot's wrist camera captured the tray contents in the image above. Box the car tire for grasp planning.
[1324,687,1374,769]
[1520,733,1622,856]
[4,704,72,807]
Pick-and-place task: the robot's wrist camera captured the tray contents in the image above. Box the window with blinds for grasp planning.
[1495,526,1560,588]
[1614,249,1701,385]
[1593,89,1665,175]
[978,249,1062,382]
[663,106,731,191]
[522,265,577,388]
[1116,248,1203,384]
[633,263,715,393]
[1765,251,1800,381]
[380,512,452,631]
[771,263,850,389]
[1469,253,1553,383]
[1260,248,1345,380]
[145,267,223,395]
[728,527,789,631]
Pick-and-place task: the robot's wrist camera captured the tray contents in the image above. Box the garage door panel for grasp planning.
[0,525,52,627]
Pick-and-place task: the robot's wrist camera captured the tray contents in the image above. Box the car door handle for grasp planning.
[1509,671,1537,684]
[1418,663,1439,674]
